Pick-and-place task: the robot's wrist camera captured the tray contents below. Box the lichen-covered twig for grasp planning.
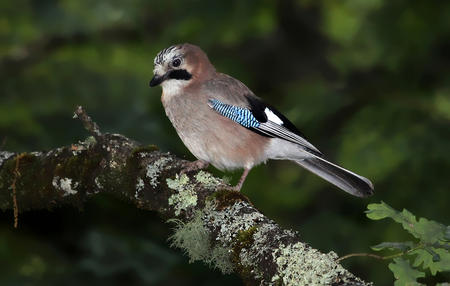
[73,106,102,140]
[336,253,386,262]
[0,108,371,286]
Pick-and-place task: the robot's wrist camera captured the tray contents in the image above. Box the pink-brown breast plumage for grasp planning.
[161,88,269,171]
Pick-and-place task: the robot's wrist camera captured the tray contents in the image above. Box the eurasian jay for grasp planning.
[149,43,374,197]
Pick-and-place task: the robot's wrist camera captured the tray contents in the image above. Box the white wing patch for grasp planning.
[264,108,284,125]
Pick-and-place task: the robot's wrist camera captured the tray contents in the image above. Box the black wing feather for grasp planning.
[246,96,308,139]
[245,95,322,156]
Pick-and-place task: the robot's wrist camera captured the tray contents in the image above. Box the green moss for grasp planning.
[0,152,52,211]
[0,154,28,199]
[207,189,252,210]
[1,153,38,185]
[56,151,103,183]
[9,153,36,167]
[0,147,108,210]
[231,226,259,282]
[30,150,100,198]
[131,145,159,157]
[236,226,258,247]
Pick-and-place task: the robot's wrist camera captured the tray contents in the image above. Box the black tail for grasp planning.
[294,156,374,197]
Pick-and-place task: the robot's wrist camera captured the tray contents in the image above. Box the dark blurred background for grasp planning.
[1,0,449,285]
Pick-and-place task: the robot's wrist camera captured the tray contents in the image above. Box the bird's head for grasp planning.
[149,43,215,92]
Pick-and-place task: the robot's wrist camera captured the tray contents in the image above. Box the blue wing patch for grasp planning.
[209,99,260,128]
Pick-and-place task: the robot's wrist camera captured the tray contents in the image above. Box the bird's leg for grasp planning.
[180,159,210,174]
[230,168,250,192]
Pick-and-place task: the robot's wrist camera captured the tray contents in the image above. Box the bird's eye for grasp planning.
[172,58,181,67]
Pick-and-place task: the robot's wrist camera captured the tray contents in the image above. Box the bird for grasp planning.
[149,43,374,197]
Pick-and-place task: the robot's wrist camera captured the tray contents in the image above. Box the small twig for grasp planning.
[337,243,426,262]
[336,253,387,262]
[73,106,102,140]
[11,153,26,228]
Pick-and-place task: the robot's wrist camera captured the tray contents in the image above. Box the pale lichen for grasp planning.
[171,199,264,275]
[89,177,103,194]
[210,246,234,274]
[109,160,119,169]
[135,177,145,199]
[170,199,265,275]
[84,136,97,145]
[169,214,210,262]
[167,174,197,216]
[271,242,345,285]
[52,176,78,196]
[146,157,173,187]
[195,171,220,189]
[167,188,353,285]
[169,208,234,274]
[235,221,348,285]
[70,137,96,156]
[94,177,103,190]
[239,248,253,268]
[0,151,15,168]
[47,147,64,157]
[240,223,277,265]
[71,147,83,156]
[204,201,265,244]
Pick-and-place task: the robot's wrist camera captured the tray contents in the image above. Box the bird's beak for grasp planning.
[149,74,165,87]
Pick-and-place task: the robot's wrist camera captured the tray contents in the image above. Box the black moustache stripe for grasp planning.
[168,69,192,81]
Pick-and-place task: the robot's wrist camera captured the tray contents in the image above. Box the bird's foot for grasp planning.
[180,160,210,174]
[226,168,250,192]
[226,184,243,192]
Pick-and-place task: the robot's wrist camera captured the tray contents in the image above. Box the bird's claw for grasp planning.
[224,185,242,192]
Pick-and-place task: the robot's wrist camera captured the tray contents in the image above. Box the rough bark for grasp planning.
[0,107,371,286]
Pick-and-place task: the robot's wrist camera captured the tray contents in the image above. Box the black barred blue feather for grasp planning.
[208,99,260,128]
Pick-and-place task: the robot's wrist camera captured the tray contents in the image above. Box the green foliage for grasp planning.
[389,258,425,286]
[371,242,414,252]
[412,248,450,276]
[367,202,450,285]
[366,201,449,244]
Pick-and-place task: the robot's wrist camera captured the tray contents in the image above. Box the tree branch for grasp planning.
[0,107,371,286]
